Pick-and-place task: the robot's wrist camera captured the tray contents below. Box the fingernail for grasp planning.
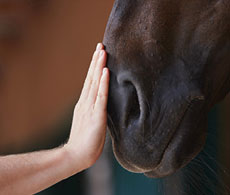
[96,43,102,50]
[103,68,107,75]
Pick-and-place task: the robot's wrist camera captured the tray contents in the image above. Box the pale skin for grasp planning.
[0,43,109,195]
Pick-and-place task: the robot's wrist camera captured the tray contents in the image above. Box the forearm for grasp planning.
[0,147,80,195]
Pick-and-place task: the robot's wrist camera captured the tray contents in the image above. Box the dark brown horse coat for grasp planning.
[103,0,230,177]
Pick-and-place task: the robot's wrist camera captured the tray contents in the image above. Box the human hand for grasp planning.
[65,43,109,171]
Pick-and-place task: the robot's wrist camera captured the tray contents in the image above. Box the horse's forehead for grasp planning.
[114,0,230,17]
[110,0,230,45]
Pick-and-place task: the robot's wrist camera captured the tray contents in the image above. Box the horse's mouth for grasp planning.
[109,99,207,178]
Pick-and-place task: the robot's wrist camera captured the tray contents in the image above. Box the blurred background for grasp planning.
[0,1,229,194]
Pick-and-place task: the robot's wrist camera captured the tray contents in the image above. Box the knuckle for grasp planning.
[93,79,100,86]
[92,51,100,61]
[98,92,106,100]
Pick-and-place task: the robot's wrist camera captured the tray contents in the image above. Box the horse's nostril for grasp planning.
[122,81,141,127]
[116,73,143,128]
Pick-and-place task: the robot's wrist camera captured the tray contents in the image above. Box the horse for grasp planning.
[103,0,230,178]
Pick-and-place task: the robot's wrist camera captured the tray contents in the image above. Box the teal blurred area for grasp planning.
[181,106,219,195]
[112,159,163,195]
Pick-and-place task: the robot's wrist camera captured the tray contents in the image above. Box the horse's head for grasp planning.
[103,0,230,177]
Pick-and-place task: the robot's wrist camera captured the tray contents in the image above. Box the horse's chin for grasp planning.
[143,137,205,178]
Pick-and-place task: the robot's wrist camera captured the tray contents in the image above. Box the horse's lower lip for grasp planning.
[144,100,205,178]
[150,102,193,168]
[143,126,185,177]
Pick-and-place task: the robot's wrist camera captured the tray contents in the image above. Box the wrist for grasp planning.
[62,143,87,174]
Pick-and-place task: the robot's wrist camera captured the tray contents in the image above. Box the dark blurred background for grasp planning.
[0,1,229,195]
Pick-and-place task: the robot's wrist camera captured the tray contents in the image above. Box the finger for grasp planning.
[87,44,104,82]
[82,44,103,94]
[88,50,107,103]
[94,68,110,112]
[80,43,104,99]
